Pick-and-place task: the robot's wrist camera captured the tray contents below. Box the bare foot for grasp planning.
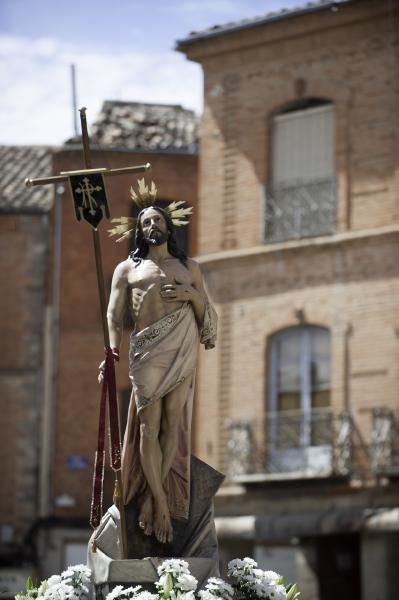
[138,491,153,536]
[154,497,173,544]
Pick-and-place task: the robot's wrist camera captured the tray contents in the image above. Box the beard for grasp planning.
[144,229,168,246]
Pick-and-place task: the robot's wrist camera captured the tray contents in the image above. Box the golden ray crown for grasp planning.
[108,178,193,243]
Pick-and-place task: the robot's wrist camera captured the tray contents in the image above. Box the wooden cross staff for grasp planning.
[25,107,149,559]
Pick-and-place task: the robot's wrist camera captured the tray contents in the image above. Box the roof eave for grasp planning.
[176,0,354,50]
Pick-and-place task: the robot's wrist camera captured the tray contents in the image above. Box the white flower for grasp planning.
[157,559,190,577]
[263,571,280,584]
[269,584,286,600]
[176,574,197,592]
[243,558,257,568]
[180,593,196,600]
[202,578,234,600]
[43,582,76,600]
[227,559,245,573]
[228,557,258,580]
[133,592,158,600]
[254,580,272,598]
[46,576,62,588]
[198,592,215,600]
[106,585,130,600]
[59,564,91,599]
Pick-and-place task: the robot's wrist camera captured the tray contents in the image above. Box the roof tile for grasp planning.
[65,101,198,154]
[177,0,353,46]
[0,146,53,213]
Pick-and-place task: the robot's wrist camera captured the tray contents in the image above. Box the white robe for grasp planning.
[121,301,217,520]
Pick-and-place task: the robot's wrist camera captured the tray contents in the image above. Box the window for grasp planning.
[268,326,331,453]
[265,99,336,242]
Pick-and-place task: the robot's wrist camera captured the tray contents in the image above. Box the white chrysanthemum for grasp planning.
[243,557,257,568]
[227,559,245,573]
[263,571,280,584]
[60,564,91,598]
[176,573,198,592]
[179,592,196,600]
[228,557,257,581]
[43,582,75,600]
[269,584,286,600]
[133,592,158,600]
[46,576,62,588]
[157,559,190,577]
[198,591,215,600]
[64,565,90,577]
[203,578,234,600]
[106,585,128,600]
[254,579,273,598]
[124,586,144,598]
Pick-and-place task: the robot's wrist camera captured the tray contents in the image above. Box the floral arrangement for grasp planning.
[16,564,91,600]
[106,558,299,600]
[16,558,299,600]
[227,558,299,600]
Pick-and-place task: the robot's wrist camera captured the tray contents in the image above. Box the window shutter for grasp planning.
[272,104,334,185]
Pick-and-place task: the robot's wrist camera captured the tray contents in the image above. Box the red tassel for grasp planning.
[90,346,122,529]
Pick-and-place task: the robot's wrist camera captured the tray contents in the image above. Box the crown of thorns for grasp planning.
[108,178,193,243]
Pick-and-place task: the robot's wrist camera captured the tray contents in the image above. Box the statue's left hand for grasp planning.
[160,280,193,302]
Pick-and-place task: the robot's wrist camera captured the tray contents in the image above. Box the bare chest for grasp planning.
[128,258,192,289]
[126,258,193,326]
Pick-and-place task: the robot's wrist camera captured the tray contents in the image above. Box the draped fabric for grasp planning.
[121,301,217,520]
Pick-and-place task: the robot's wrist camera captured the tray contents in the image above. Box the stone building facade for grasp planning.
[178,1,399,599]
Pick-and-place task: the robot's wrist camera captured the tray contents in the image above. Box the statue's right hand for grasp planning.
[98,360,105,384]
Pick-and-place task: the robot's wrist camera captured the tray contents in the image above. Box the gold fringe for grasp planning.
[113,478,120,504]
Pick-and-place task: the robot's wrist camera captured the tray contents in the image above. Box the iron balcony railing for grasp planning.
[225,407,399,481]
[370,407,399,476]
[264,178,336,243]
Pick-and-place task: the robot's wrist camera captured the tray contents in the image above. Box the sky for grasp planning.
[0,0,305,145]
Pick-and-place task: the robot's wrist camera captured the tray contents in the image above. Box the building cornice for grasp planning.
[195,225,399,271]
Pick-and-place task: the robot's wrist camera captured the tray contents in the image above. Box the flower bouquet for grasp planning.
[16,564,91,600]
[16,557,299,600]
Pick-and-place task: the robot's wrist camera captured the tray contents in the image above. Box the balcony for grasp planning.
[264,178,336,243]
[225,407,399,482]
[370,407,399,476]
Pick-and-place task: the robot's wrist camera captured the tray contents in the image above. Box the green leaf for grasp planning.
[26,577,37,591]
[163,573,174,595]
[286,583,300,600]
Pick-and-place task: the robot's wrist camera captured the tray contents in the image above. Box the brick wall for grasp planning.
[180,0,399,472]
[197,229,399,469]
[183,1,399,254]
[0,214,49,541]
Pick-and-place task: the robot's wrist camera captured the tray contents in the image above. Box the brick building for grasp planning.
[0,146,53,589]
[178,1,399,599]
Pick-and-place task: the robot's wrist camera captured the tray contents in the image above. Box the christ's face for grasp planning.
[140,207,168,246]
